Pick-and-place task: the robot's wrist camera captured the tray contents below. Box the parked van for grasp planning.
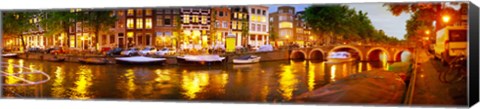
[433,26,467,62]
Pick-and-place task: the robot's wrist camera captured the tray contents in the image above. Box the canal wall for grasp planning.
[15,50,291,65]
[223,50,290,63]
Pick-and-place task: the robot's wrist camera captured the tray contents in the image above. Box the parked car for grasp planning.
[156,48,176,56]
[106,47,123,56]
[138,46,158,56]
[27,47,44,53]
[49,47,66,54]
[256,44,273,52]
[121,47,140,56]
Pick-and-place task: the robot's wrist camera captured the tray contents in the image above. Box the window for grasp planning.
[251,24,255,31]
[145,9,152,16]
[156,16,163,26]
[238,21,242,29]
[219,11,224,16]
[222,21,228,28]
[262,10,266,15]
[201,16,207,24]
[234,12,238,18]
[102,35,107,45]
[145,18,152,29]
[257,10,261,15]
[250,15,256,22]
[192,15,199,23]
[136,9,143,16]
[279,22,293,28]
[127,18,134,29]
[137,34,143,45]
[232,21,237,29]
[238,13,243,19]
[251,8,255,14]
[289,9,293,14]
[164,18,172,26]
[127,32,134,38]
[110,35,115,44]
[279,16,286,21]
[280,30,292,36]
[256,24,261,32]
[172,16,177,26]
[215,21,221,28]
[183,15,190,23]
[127,9,134,16]
[262,25,266,32]
[449,30,467,42]
[269,17,273,22]
[261,16,266,22]
[136,18,143,29]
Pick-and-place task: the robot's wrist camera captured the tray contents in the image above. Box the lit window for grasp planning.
[238,21,242,29]
[127,32,134,38]
[183,15,190,23]
[238,13,243,19]
[127,18,134,29]
[201,16,207,24]
[261,16,266,22]
[172,16,177,26]
[145,18,152,29]
[157,16,163,26]
[234,12,237,18]
[250,15,256,22]
[136,18,143,29]
[192,15,199,23]
[127,9,134,16]
[279,22,293,28]
[232,21,237,29]
[145,9,152,16]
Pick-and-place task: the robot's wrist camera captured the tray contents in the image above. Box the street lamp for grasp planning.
[442,15,451,23]
[425,30,430,35]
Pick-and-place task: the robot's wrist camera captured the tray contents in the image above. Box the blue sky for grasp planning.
[267,3,411,40]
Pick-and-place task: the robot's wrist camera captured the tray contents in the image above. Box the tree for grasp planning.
[83,10,118,50]
[303,5,380,45]
[240,17,249,47]
[269,25,279,47]
[40,10,81,47]
[173,14,184,50]
[3,11,39,50]
[384,2,466,31]
[210,9,218,49]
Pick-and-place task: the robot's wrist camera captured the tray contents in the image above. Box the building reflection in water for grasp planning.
[181,71,210,100]
[278,65,298,101]
[51,66,66,98]
[70,65,93,100]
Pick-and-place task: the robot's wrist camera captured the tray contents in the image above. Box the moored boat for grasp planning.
[115,56,166,65]
[79,58,109,65]
[326,51,356,64]
[2,53,18,58]
[44,56,65,62]
[233,55,261,64]
[176,55,226,66]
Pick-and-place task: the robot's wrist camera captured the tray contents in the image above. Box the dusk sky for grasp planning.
[267,3,411,40]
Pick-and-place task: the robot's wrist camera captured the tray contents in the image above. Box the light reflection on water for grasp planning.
[2,58,392,102]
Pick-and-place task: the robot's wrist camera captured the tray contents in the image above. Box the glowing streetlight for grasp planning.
[442,15,451,23]
[425,30,430,35]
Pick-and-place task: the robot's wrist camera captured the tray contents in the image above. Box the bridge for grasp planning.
[289,44,415,62]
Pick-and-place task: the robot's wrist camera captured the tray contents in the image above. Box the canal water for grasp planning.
[2,58,391,103]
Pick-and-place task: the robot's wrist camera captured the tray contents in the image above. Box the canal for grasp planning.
[2,58,392,103]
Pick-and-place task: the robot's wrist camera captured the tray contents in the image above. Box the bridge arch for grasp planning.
[366,47,391,61]
[394,49,412,62]
[308,48,326,60]
[328,45,364,61]
[290,50,307,60]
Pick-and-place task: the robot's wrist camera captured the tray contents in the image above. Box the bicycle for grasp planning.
[438,54,467,83]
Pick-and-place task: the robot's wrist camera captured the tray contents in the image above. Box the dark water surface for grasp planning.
[2,58,391,103]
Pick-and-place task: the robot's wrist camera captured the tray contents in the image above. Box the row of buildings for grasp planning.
[2,6,313,51]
